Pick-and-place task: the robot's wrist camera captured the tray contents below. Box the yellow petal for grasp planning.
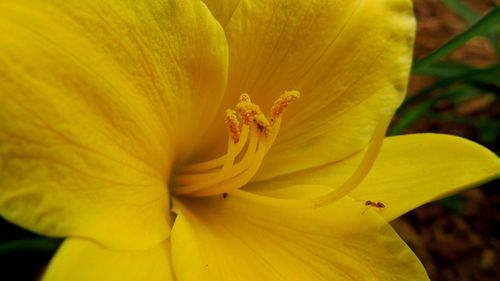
[43,238,173,281]
[247,134,500,221]
[171,191,429,280]
[198,0,415,180]
[0,0,227,249]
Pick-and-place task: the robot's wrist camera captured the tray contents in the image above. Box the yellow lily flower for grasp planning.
[0,0,498,280]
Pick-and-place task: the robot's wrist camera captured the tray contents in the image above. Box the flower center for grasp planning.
[171,91,300,197]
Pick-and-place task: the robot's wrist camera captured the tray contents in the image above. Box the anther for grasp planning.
[239,93,251,103]
[253,112,272,136]
[271,90,300,119]
[225,109,241,143]
[235,97,259,125]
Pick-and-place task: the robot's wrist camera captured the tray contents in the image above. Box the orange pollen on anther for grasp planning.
[225,109,241,143]
[172,91,300,197]
[235,96,260,125]
[253,113,272,136]
[239,93,251,103]
[271,90,300,119]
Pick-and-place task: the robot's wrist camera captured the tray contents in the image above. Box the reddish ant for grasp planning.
[361,200,385,214]
[364,200,385,209]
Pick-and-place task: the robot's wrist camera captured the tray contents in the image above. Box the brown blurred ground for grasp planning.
[391,1,500,280]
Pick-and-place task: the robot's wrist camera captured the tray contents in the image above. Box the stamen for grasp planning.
[171,91,299,197]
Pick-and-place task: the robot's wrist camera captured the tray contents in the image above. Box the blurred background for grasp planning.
[0,0,499,280]
[391,0,499,280]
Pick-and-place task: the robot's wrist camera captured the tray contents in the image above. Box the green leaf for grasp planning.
[438,195,464,213]
[415,61,475,77]
[412,7,500,73]
[406,65,500,105]
[449,88,482,105]
[441,0,479,24]
[440,0,500,55]
[392,65,500,135]
[415,62,500,86]
[427,112,500,131]
[389,86,476,135]
[0,237,61,256]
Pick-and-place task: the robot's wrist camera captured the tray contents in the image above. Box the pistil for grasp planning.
[232,111,392,209]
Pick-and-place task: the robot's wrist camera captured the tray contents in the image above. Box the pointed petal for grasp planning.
[199,0,415,180]
[171,192,429,280]
[247,134,500,221]
[43,239,173,281]
[0,0,227,248]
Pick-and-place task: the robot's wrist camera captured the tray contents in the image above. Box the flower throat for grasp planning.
[171,91,300,197]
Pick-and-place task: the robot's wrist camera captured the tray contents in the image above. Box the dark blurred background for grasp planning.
[391,1,499,280]
[0,0,499,280]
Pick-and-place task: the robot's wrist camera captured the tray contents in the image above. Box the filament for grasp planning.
[171,91,299,197]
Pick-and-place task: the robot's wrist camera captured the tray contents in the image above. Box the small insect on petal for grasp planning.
[365,200,385,209]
